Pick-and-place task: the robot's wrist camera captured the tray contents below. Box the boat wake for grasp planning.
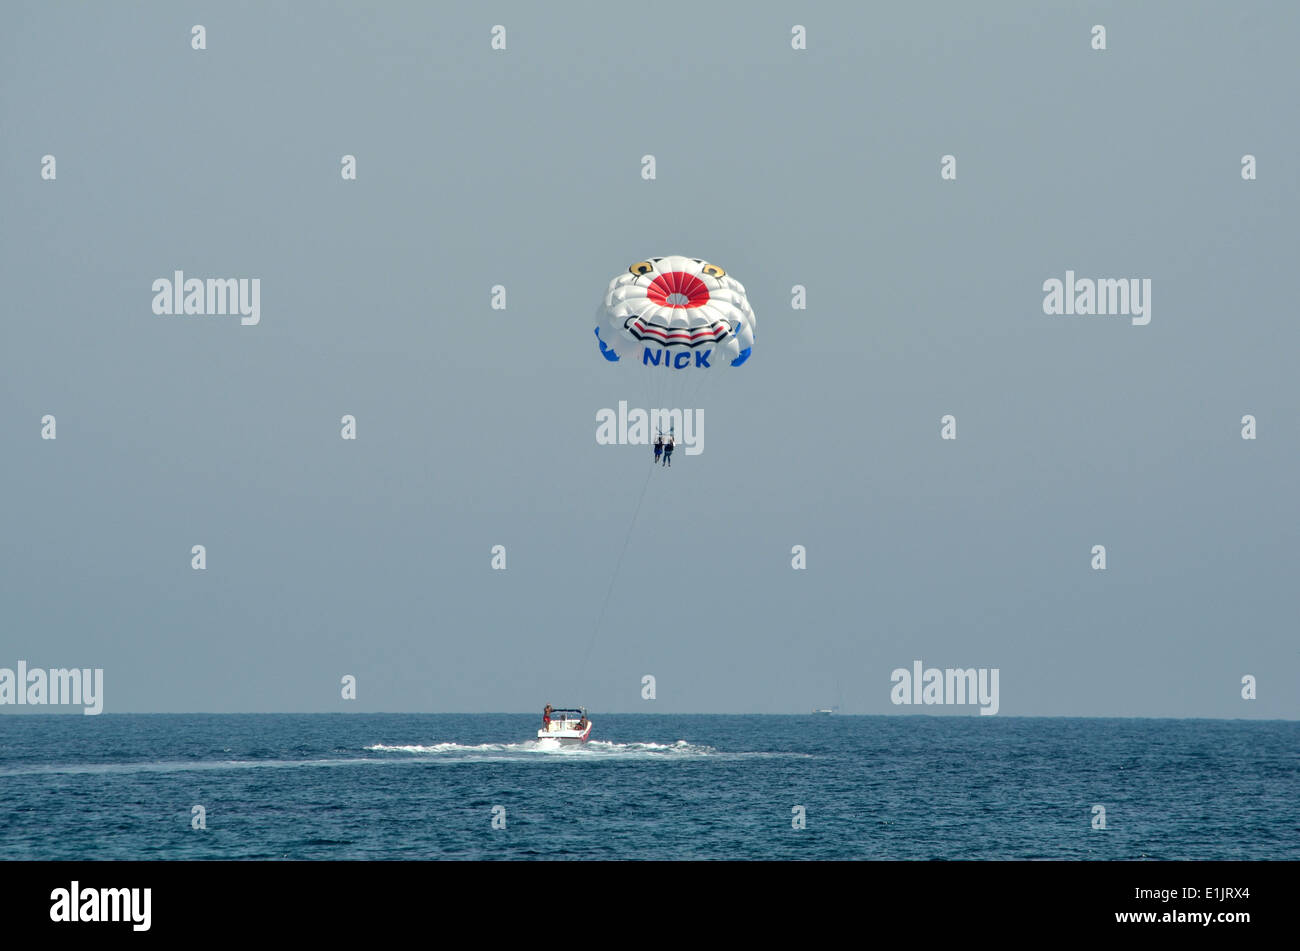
[365,739,724,760]
[0,741,801,779]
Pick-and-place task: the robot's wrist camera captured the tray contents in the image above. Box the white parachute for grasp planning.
[594,255,756,373]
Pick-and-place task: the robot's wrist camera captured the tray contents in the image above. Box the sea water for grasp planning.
[0,714,1294,860]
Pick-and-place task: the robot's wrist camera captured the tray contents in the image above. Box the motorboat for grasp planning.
[537,707,592,744]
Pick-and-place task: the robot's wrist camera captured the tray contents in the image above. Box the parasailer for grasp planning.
[582,257,756,673]
[594,256,755,464]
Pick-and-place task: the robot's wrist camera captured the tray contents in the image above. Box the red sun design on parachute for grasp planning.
[594,255,756,369]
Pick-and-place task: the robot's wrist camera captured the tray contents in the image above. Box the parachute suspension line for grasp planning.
[680,358,707,423]
[578,461,655,678]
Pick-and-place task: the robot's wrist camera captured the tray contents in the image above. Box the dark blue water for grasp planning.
[0,715,1294,860]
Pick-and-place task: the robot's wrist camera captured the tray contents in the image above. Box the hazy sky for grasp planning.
[2,2,1296,716]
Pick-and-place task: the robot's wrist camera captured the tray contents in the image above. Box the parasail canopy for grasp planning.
[594,255,756,371]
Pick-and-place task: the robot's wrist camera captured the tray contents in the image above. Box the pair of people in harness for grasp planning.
[653,436,675,467]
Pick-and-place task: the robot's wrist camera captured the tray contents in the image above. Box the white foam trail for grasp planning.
[366,739,724,758]
[0,757,384,778]
[364,739,807,761]
[0,740,803,778]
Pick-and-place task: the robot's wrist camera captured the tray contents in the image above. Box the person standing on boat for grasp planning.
[542,704,553,731]
[653,436,663,465]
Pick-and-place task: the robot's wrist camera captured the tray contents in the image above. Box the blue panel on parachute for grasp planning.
[594,327,620,362]
[730,346,751,367]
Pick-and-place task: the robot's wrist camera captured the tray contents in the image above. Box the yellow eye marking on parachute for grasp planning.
[629,261,655,276]
[701,264,726,278]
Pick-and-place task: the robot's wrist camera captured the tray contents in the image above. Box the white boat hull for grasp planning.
[537,718,592,744]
